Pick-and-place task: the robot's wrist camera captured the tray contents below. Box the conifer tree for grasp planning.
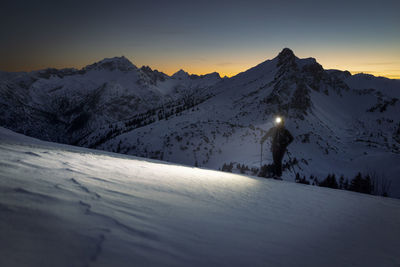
[339,175,344,189]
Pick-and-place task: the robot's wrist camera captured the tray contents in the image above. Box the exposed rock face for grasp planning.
[139,66,168,85]
[277,48,296,67]
[264,48,310,118]
[262,48,352,119]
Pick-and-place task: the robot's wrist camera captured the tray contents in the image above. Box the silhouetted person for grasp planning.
[261,117,293,178]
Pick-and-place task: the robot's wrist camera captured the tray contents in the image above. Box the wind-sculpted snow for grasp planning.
[1,127,400,267]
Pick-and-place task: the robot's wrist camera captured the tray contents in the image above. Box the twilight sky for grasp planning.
[1,0,399,78]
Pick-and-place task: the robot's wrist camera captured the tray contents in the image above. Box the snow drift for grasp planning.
[0,127,399,267]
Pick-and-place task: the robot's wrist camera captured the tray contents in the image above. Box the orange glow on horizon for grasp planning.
[4,63,399,80]
[2,52,399,80]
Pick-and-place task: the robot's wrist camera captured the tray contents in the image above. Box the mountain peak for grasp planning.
[84,56,137,72]
[275,48,298,70]
[139,65,168,84]
[277,48,295,61]
[201,72,221,79]
[172,69,190,79]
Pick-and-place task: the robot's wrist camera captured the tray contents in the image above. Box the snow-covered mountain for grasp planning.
[1,48,399,196]
[0,56,221,144]
[1,127,399,267]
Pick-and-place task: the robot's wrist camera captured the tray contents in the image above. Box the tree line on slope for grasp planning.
[87,94,210,148]
[221,161,391,197]
[295,171,391,197]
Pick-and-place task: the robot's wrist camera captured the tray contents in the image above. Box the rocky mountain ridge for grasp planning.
[1,48,399,195]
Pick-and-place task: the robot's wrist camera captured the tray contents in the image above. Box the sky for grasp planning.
[1,0,399,78]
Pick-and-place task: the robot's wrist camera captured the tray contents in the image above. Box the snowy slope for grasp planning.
[0,49,399,197]
[95,49,400,197]
[0,58,221,144]
[1,127,400,267]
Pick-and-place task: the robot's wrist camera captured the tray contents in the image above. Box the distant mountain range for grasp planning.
[1,48,399,196]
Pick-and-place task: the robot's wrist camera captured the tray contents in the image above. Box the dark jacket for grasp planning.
[261,126,293,153]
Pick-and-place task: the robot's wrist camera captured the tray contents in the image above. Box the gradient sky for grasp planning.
[1,0,399,78]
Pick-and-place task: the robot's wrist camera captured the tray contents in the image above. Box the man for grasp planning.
[261,116,293,178]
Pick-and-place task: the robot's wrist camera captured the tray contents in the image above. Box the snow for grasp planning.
[1,127,400,267]
[345,73,400,98]
[1,48,399,202]
[94,50,400,197]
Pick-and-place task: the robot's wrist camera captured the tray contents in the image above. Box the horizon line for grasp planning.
[1,54,399,80]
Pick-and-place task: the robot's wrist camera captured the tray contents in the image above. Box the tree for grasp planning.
[295,173,310,185]
[343,178,349,190]
[349,172,363,192]
[362,175,372,194]
[311,176,319,186]
[295,172,301,183]
[319,174,338,189]
[349,172,373,194]
[222,162,233,172]
[339,175,345,189]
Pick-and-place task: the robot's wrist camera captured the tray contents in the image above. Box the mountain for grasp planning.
[1,48,399,196]
[1,126,399,267]
[0,57,222,144]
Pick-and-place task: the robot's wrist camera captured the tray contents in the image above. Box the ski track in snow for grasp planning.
[0,127,400,267]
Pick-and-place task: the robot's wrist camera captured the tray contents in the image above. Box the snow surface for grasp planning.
[94,52,400,197]
[1,49,399,198]
[1,127,400,267]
